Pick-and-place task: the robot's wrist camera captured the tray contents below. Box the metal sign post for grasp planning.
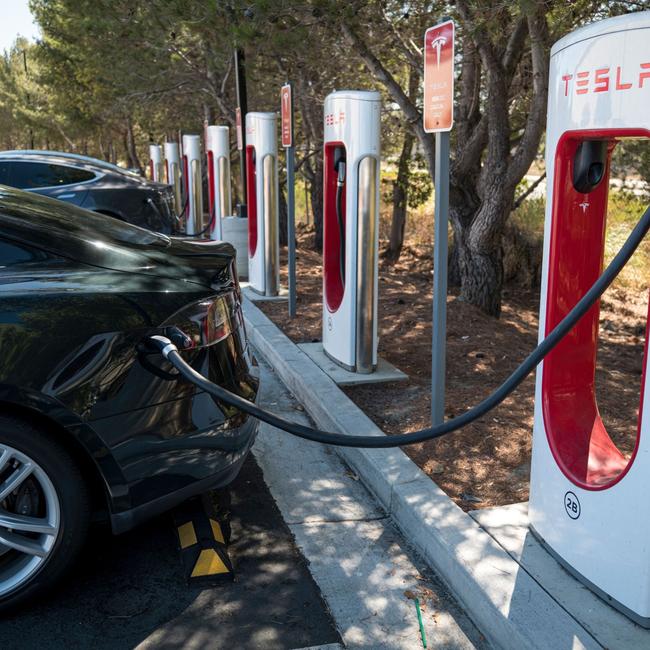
[424,19,455,426]
[281,83,297,318]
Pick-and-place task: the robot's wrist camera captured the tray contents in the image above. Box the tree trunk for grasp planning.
[99,135,109,161]
[302,150,324,250]
[340,3,549,317]
[203,102,214,125]
[449,180,514,317]
[384,130,414,262]
[310,153,324,251]
[124,116,142,174]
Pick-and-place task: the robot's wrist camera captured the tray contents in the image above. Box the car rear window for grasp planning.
[8,161,95,189]
[0,187,170,249]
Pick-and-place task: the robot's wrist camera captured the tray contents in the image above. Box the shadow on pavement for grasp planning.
[0,455,340,650]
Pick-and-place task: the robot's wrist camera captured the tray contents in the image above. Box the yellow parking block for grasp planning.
[173,496,235,584]
[210,519,225,544]
[177,521,197,549]
[191,548,230,577]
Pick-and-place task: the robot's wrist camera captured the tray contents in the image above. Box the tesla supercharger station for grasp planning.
[322,90,381,373]
[206,125,232,241]
[148,144,163,182]
[163,142,183,217]
[246,112,279,296]
[182,134,204,236]
[528,13,650,626]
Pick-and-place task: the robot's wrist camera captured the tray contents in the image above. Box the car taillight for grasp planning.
[161,295,232,349]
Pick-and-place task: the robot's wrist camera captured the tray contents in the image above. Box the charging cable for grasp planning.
[147,204,650,448]
[184,199,217,238]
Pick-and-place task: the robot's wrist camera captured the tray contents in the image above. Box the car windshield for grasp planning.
[0,185,170,249]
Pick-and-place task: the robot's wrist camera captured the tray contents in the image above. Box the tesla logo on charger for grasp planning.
[325,111,345,127]
[562,63,650,96]
[579,201,589,213]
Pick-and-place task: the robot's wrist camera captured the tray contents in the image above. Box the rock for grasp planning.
[460,493,483,504]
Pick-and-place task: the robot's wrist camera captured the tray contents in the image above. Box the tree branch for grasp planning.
[507,3,549,187]
[339,20,434,175]
[513,171,546,210]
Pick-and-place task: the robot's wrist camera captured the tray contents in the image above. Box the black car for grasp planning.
[0,150,176,233]
[0,187,258,610]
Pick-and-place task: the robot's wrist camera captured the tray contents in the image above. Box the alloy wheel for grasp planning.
[0,443,60,597]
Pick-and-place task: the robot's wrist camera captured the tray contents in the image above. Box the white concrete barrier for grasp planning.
[222,216,249,279]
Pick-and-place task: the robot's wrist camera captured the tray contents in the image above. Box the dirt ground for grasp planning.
[257,232,648,511]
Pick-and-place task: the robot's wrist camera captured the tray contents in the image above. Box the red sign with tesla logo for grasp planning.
[235,107,243,150]
[424,20,455,133]
[281,83,293,148]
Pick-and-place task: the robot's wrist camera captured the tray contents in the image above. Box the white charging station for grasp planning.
[245,112,279,296]
[148,144,163,182]
[163,141,183,217]
[206,125,232,241]
[322,90,381,373]
[181,134,204,236]
[528,12,650,626]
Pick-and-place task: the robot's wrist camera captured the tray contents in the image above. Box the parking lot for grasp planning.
[0,454,341,650]
[0,362,487,649]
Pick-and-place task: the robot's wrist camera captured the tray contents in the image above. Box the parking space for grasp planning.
[0,456,341,650]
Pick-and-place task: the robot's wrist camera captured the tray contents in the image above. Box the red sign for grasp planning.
[423,20,455,133]
[235,107,243,150]
[281,83,293,147]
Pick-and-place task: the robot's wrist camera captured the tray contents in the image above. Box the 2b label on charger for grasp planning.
[564,491,581,520]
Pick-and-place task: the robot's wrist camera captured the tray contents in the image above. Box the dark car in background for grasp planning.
[0,187,258,610]
[0,150,176,233]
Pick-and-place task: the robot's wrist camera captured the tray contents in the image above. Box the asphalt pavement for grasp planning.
[0,455,341,650]
[0,355,487,649]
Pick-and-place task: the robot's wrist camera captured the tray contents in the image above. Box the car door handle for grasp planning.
[57,193,76,199]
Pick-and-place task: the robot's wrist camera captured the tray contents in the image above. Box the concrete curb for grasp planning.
[243,299,602,650]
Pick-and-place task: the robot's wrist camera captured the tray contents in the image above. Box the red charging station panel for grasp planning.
[246,145,257,256]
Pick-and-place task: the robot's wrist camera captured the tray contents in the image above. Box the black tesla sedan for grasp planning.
[0,150,176,233]
[0,187,258,610]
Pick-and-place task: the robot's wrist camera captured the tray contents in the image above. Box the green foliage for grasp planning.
[407,169,433,211]
[512,190,650,290]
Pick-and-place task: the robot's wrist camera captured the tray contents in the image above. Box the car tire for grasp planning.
[0,416,90,612]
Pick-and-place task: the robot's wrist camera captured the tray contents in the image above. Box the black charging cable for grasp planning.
[175,193,189,224]
[183,199,217,238]
[146,193,189,235]
[147,204,650,448]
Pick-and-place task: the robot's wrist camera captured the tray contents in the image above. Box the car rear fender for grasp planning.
[0,383,130,514]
